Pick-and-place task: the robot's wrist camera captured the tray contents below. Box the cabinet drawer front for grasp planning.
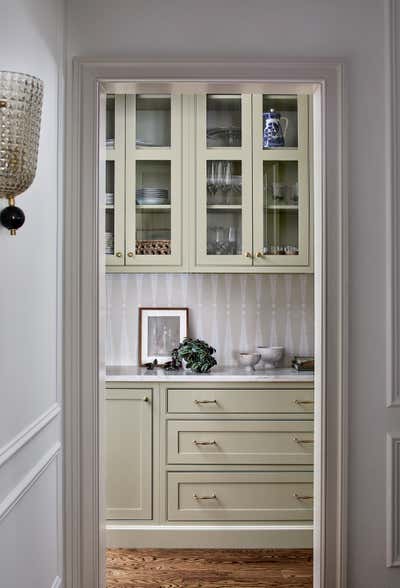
[167,420,314,465]
[167,387,314,414]
[168,472,313,521]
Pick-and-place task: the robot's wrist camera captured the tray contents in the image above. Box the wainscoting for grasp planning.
[106,548,313,587]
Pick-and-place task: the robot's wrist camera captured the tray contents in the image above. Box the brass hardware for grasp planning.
[0,100,7,108]
[256,251,263,258]
[143,396,149,402]
[294,400,314,405]
[194,399,218,404]
[127,251,134,257]
[193,493,217,500]
[7,197,15,206]
[193,440,216,445]
[293,437,314,444]
[116,251,123,257]
[294,493,313,500]
[244,251,252,258]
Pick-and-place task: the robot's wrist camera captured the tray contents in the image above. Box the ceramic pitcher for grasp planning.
[263,108,288,148]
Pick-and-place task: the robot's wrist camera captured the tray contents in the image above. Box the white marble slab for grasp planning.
[106,365,314,383]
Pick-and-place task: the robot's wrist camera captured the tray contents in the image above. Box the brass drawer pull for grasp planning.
[294,399,314,405]
[193,440,216,446]
[143,396,149,402]
[293,437,314,444]
[194,399,218,404]
[193,493,217,500]
[294,493,313,500]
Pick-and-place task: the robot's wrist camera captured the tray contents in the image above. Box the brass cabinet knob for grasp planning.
[244,251,252,258]
[256,251,263,258]
[116,251,123,258]
[127,251,134,257]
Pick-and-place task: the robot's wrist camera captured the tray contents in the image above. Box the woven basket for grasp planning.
[136,239,171,255]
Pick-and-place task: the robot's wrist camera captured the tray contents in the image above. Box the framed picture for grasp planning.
[139,307,189,366]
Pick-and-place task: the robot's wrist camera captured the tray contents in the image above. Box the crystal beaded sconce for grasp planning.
[0,71,43,235]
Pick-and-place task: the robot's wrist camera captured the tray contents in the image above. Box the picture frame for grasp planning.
[139,307,189,366]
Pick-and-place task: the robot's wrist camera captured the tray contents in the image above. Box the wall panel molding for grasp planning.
[0,403,61,468]
[387,433,400,566]
[386,0,400,406]
[51,576,62,588]
[0,443,61,521]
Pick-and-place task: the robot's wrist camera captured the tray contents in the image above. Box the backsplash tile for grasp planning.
[106,273,314,367]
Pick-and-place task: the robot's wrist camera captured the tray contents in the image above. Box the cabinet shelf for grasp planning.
[207,205,242,210]
[136,204,171,210]
[265,205,299,211]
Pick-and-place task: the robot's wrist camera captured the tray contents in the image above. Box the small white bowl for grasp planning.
[238,352,261,371]
[257,346,284,369]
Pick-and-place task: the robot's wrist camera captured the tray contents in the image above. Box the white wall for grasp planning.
[66,0,400,586]
[0,1,64,587]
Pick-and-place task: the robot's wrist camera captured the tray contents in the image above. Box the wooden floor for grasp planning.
[106,548,313,588]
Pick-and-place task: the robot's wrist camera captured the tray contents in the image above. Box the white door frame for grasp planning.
[64,59,347,588]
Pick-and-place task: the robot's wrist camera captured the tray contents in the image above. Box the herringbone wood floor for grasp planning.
[106,548,313,587]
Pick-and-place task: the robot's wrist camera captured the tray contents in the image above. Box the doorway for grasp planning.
[64,60,347,588]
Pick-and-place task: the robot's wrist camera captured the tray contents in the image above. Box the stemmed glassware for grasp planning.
[207,161,239,204]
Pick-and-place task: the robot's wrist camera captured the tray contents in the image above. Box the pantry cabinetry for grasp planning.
[104,92,312,273]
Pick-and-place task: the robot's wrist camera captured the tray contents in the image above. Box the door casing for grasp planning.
[64,59,347,588]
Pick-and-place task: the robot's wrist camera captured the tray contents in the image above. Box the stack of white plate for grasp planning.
[105,232,114,255]
[136,188,169,205]
[106,192,114,206]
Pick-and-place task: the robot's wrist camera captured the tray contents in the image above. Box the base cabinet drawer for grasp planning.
[167,420,314,465]
[167,472,313,522]
[167,387,314,414]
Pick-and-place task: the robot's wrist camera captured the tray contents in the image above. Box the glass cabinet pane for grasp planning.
[207,160,242,205]
[206,160,242,256]
[262,95,298,149]
[105,160,115,255]
[263,161,299,255]
[135,160,171,255]
[106,94,115,148]
[207,210,242,255]
[136,95,171,147]
[207,95,241,147]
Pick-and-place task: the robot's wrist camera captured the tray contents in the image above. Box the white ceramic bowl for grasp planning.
[256,346,284,369]
[238,352,261,371]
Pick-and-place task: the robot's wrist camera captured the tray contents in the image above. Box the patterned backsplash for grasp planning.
[106,273,314,367]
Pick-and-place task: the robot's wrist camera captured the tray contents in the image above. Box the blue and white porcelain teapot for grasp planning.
[263,108,288,148]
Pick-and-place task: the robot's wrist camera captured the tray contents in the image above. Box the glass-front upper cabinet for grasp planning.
[104,95,125,265]
[195,94,253,267]
[252,94,310,267]
[125,94,182,267]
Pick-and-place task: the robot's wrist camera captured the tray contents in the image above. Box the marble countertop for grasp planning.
[106,365,314,383]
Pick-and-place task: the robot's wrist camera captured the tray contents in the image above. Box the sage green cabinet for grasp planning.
[105,388,152,520]
[105,90,313,273]
[167,420,314,465]
[167,471,313,522]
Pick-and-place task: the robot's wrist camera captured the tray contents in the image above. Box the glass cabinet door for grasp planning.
[252,94,310,267]
[196,94,253,267]
[104,95,125,265]
[125,94,182,267]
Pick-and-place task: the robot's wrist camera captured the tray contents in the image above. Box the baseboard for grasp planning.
[106,524,313,549]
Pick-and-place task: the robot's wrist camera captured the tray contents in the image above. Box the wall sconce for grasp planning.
[0,71,43,235]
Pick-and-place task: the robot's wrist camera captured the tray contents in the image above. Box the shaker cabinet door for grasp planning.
[125,94,183,268]
[195,94,253,268]
[105,388,152,520]
[252,94,311,268]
